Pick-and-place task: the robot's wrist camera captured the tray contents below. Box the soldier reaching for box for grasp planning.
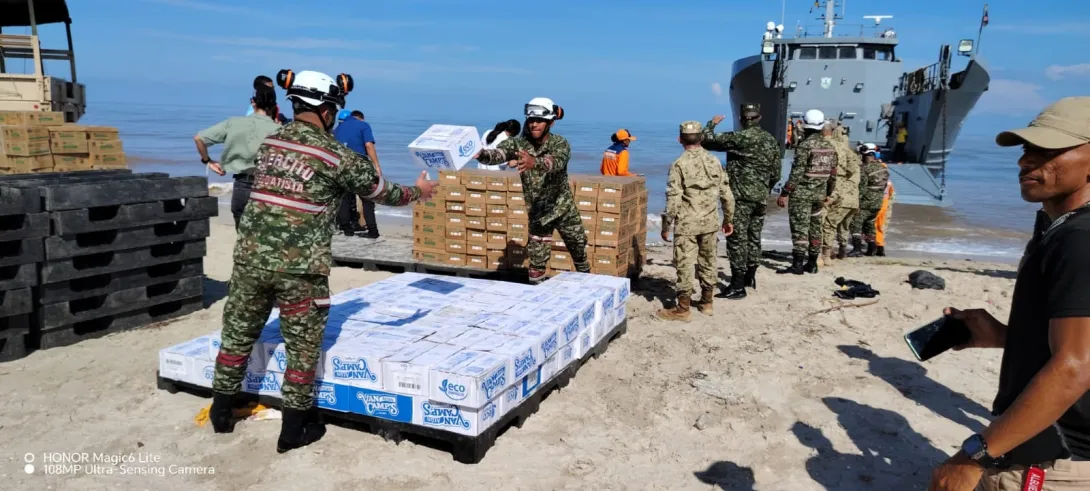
[474,97,590,283]
[209,69,436,453]
[656,121,735,322]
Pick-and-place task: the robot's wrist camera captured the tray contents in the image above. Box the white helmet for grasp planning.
[857,143,879,155]
[803,109,826,130]
[277,69,353,109]
[524,97,563,121]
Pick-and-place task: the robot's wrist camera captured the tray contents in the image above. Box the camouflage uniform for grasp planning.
[476,133,589,281]
[701,117,780,270]
[214,121,422,411]
[822,136,861,254]
[781,132,837,265]
[851,158,890,244]
[662,122,735,296]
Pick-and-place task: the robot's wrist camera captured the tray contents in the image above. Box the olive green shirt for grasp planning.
[197,113,280,175]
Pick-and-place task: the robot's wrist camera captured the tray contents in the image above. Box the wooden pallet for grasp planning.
[156,320,628,464]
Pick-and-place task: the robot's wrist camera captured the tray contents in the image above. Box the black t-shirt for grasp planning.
[996,207,1090,459]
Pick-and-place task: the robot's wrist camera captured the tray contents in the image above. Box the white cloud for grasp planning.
[977,79,1049,115]
[992,22,1090,35]
[1045,63,1090,81]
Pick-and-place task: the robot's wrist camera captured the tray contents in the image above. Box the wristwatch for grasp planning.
[961,434,1001,468]
[201,157,212,164]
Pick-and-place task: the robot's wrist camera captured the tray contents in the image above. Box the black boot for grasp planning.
[777,253,806,275]
[744,265,758,290]
[718,268,747,299]
[209,392,237,434]
[865,241,877,257]
[836,244,848,260]
[847,238,865,257]
[277,407,327,454]
[804,254,819,274]
[876,245,886,257]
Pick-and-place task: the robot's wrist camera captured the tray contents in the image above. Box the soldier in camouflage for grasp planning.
[821,123,861,265]
[777,109,838,275]
[209,70,435,454]
[700,103,780,299]
[475,97,589,283]
[848,143,890,257]
[656,121,735,322]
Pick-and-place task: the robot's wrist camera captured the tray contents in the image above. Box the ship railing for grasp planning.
[896,61,944,96]
[791,24,896,38]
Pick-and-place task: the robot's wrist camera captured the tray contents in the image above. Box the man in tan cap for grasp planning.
[928,97,1090,491]
[657,121,735,322]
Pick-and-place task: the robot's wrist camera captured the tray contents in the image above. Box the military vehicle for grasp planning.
[0,0,85,122]
[729,1,991,206]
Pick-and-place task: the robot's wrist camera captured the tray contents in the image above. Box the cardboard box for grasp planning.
[507,220,528,234]
[414,208,443,224]
[0,111,64,126]
[408,124,481,172]
[507,175,523,193]
[467,255,487,269]
[466,230,488,246]
[443,186,467,202]
[575,196,597,212]
[48,125,89,154]
[575,179,600,198]
[595,220,627,247]
[507,194,525,207]
[83,125,120,140]
[465,203,487,217]
[551,250,573,269]
[445,240,467,254]
[445,201,466,213]
[507,205,528,221]
[466,191,487,205]
[445,213,467,229]
[508,246,528,268]
[439,170,461,186]
[466,242,488,256]
[0,125,49,145]
[2,140,50,157]
[445,227,467,241]
[579,212,596,228]
[486,217,507,232]
[598,176,644,197]
[487,204,508,217]
[462,170,489,190]
[507,231,528,247]
[638,190,649,206]
[487,232,507,249]
[52,154,91,171]
[413,235,445,253]
[597,195,631,215]
[444,253,467,266]
[465,216,486,230]
[486,175,508,192]
[0,154,51,173]
[487,192,507,205]
[413,249,444,264]
[413,222,445,237]
[415,197,446,212]
[35,111,65,126]
[88,139,124,155]
[486,250,506,270]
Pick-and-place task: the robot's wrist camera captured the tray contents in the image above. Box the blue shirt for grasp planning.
[333,118,375,155]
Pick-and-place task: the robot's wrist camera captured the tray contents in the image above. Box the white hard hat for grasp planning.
[857,143,878,155]
[278,69,353,110]
[525,97,562,120]
[803,109,826,130]
[766,21,776,30]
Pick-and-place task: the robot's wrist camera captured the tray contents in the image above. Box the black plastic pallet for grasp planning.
[0,186,40,214]
[39,176,209,211]
[0,287,32,317]
[39,259,203,305]
[0,171,167,188]
[157,320,628,464]
[40,239,207,284]
[0,169,133,182]
[0,213,48,241]
[0,315,31,362]
[0,262,36,291]
[0,238,44,268]
[44,218,211,260]
[35,296,203,350]
[51,196,220,235]
[40,276,203,330]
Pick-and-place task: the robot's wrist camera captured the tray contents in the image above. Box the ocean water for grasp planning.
[79,102,1036,262]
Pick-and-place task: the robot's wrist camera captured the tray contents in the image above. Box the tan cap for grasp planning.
[996,97,1090,149]
[680,121,703,134]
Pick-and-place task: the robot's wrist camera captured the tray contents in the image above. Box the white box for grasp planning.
[354,327,427,346]
[413,397,505,437]
[496,318,535,337]
[492,335,546,381]
[513,322,563,361]
[546,308,585,347]
[207,331,266,367]
[242,369,282,397]
[320,340,402,390]
[425,325,472,344]
[381,342,463,397]
[466,332,516,352]
[472,313,522,332]
[408,125,482,172]
[429,350,512,406]
[159,339,215,385]
[540,354,561,383]
[560,340,582,368]
[585,275,631,307]
[448,327,494,348]
[262,334,348,374]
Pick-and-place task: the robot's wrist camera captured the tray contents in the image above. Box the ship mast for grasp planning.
[821,0,844,38]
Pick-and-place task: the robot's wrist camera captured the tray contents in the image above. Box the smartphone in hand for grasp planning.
[904,316,972,361]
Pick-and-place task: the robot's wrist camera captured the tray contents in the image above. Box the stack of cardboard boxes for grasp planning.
[0,111,126,175]
[411,169,647,279]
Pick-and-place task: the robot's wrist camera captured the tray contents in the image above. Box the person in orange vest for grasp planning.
[600,129,641,176]
[874,179,894,256]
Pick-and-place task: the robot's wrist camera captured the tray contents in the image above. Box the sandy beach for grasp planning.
[0,212,1018,490]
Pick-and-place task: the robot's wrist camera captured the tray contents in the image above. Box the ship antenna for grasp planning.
[781,0,786,26]
[975,4,989,56]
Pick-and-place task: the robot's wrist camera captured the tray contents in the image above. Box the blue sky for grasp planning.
[14,0,1090,133]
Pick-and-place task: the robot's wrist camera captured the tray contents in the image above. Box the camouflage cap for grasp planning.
[741,103,761,118]
[680,120,703,134]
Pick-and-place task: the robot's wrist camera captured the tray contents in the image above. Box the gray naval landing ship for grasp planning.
[730,1,991,206]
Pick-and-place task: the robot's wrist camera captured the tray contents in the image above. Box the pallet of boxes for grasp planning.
[411,169,647,279]
[0,170,216,362]
[0,110,126,175]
